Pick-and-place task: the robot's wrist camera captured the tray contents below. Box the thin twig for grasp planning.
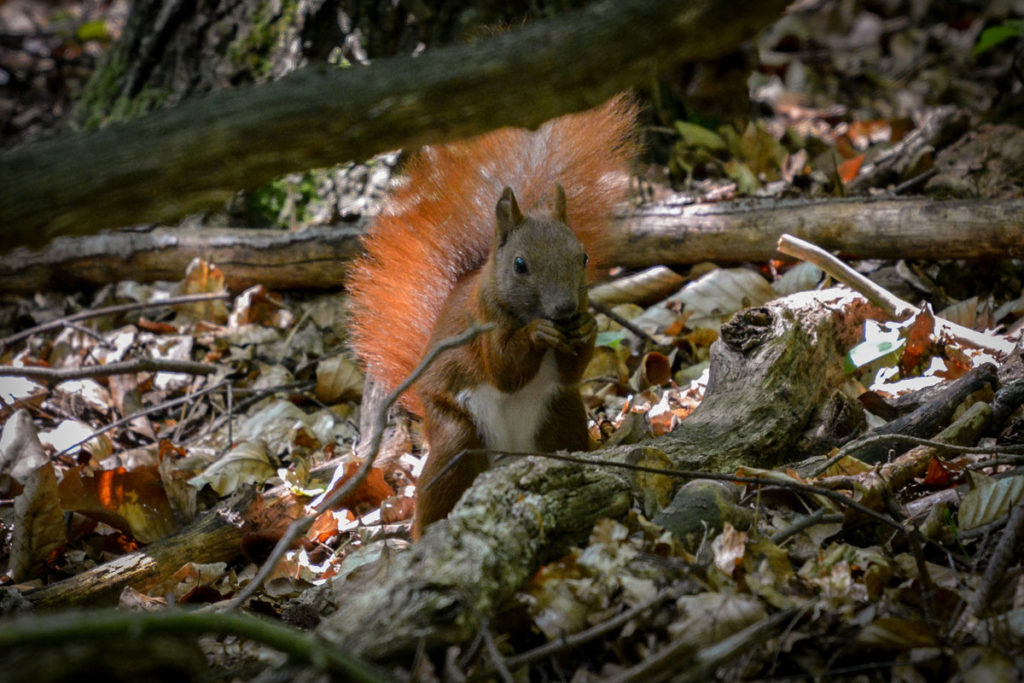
[481,621,515,683]
[606,607,798,683]
[589,299,660,346]
[0,291,232,349]
[959,516,1008,540]
[680,607,800,683]
[0,358,221,383]
[884,490,938,628]
[221,323,494,610]
[227,383,234,448]
[778,234,914,318]
[770,508,845,545]
[503,589,675,672]
[887,166,938,196]
[968,454,1024,470]
[64,321,115,347]
[53,379,229,458]
[808,433,1024,478]
[476,449,907,533]
[777,233,1015,356]
[185,381,315,443]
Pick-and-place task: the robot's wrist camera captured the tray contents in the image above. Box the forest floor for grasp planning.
[1,0,1024,681]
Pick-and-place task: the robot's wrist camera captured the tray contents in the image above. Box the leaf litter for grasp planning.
[2,0,1024,680]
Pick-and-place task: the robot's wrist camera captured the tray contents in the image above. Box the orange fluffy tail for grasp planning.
[347,95,637,413]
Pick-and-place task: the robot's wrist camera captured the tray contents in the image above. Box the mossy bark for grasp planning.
[74,0,318,129]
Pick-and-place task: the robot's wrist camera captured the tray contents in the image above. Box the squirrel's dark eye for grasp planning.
[514,256,528,274]
[583,252,589,267]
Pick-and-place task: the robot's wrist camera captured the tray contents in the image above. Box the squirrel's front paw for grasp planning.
[562,311,596,348]
[528,318,573,355]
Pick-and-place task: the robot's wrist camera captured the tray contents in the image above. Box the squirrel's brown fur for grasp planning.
[348,96,637,410]
[347,95,637,536]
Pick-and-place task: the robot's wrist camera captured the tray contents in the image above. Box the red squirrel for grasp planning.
[347,95,637,538]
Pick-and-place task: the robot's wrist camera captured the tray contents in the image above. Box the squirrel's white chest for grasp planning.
[459,351,561,454]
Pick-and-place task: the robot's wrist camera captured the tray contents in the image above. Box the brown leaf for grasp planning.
[380,495,415,524]
[187,441,276,496]
[229,285,293,328]
[58,464,178,543]
[10,463,65,581]
[712,522,748,576]
[176,258,230,323]
[137,317,179,334]
[315,354,365,404]
[959,472,1024,531]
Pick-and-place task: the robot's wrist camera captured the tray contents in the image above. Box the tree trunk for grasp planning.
[76,0,577,129]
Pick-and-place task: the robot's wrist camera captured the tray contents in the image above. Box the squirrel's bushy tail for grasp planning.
[347,95,637,411]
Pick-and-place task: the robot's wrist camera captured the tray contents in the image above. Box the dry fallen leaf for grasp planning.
[188,440,277,496]
[837,153,865,183]
[0,408,50,483]
[712,521,748,576]
[10,463,65,581]
[958,471,1024,531]
[315,354,364,404]
[58,464,178,543]
[311,460,394,513]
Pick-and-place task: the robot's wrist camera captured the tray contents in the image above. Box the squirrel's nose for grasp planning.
[551,301,578,321]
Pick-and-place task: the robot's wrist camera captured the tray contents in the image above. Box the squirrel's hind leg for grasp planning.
[413,400,487,539]
[536,388,592,452]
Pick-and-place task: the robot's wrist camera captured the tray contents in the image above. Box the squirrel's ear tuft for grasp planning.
[495,186,524,242]
[552,183,567,223]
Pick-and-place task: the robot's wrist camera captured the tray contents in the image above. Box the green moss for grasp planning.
[75,51,128,128]
[226,0,301,80]
[76,0,305,128]
[108,85,169,123]
[247,169,327,227]
[75,47,174,129]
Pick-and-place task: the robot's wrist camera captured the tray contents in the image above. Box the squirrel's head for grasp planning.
[491,185,588,326]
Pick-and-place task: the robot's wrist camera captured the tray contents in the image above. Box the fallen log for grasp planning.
[611,196,1024,270]
[2,198,1021,294]
[315,288,884,658]
[0,0,788,248]
[23,488,303,609]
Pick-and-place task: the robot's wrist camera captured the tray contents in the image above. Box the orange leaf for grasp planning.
[846,120,892,149]
[837,154,865,183]
[923,457,963,487]
[381,495,415,524]
[58,465,178,543]
[309,510,344,544]
[899,307,936,377]
[319,461,395,512]
[229,285,289,328]
[137,317,179,334]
